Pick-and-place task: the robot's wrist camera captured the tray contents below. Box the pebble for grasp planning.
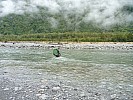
[38,73,42,75]
[74,88,78,91]
[4,88,9,91]
[4,71,8,73]
[36,93,41,96]
[14,87,22,91]
[29,90,33,93]
[40,85,45,88]
[9,97,13,99]
[111,94,117,99]
[52,86,60,91]
[118,86,123,89]
[39,94,48,100]
[45,86,50,89]
[25,95,28,97]
[80,92,86,97]
[40,79,48,83]
[38,89,45,93]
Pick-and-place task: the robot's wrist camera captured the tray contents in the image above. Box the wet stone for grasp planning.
[111,94,117,99]
[39,94,48,100]
[14,87,22,91]
[36,93,41,96]
[4,88,9,91]
[80,92,86,97]
[52,86,61,91]
[74,88,78,91]
[38,88,45,93]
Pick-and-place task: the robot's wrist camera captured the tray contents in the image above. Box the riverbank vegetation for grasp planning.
[0,32,133,42]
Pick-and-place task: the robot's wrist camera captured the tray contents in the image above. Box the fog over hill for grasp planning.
[0,0,133,34]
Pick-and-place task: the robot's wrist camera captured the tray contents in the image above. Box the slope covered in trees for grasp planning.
[0,2,133,42]
[0,5,133,35]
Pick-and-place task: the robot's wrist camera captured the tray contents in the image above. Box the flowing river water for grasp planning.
[0,46,133,100]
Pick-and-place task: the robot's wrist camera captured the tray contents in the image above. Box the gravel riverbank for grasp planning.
[0,42,133,50]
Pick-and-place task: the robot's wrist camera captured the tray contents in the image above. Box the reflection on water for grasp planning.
[0,47,133,89]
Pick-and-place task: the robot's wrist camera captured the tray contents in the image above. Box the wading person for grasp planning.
[53,48,61,57]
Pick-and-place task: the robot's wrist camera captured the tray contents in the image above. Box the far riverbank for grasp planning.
[0,41,133,50]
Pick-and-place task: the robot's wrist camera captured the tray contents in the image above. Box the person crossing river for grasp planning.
[53,48,61,57]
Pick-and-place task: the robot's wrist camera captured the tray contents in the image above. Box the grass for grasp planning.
[0,32,133,42]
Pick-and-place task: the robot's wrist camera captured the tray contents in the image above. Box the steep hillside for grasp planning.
[0,0,133,34]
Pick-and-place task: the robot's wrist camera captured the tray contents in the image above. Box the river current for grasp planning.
[0,47,133,99]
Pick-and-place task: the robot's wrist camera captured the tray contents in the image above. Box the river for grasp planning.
[0,47,133,100]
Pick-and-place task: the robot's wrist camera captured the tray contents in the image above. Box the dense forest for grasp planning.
[0,3,133,42]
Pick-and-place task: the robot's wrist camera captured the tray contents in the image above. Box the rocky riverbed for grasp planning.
[0,42,133,100]
[1,77,132,100]
[0,41,133,50]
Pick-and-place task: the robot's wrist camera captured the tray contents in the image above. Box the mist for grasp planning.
[0,0,133,27]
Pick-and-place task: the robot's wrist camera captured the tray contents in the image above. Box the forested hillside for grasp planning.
[0,0,133,42]
[0,2,133,35]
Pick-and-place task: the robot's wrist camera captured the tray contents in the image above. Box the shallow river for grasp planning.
[0,47,133,100]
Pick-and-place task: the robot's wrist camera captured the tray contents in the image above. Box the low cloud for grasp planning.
[0,0,133,27]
